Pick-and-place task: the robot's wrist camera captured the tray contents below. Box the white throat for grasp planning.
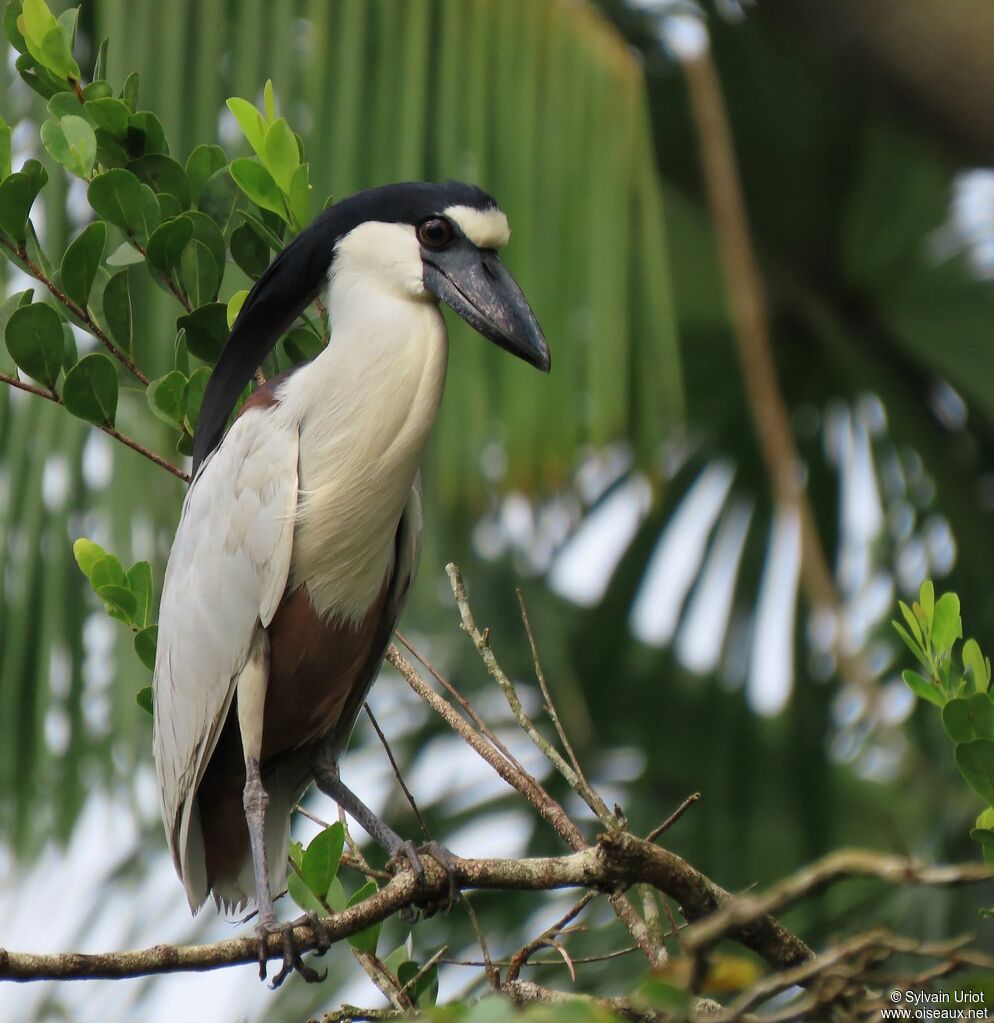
[276,223,447,621]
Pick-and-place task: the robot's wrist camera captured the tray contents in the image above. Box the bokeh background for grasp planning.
[2,0,994,1018]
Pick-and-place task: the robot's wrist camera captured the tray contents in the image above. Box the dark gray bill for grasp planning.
[423,246,551,372]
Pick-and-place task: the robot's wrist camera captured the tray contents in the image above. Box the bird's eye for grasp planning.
[417,217,454,250]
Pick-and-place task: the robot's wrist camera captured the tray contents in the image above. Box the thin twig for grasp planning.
[364,703,432,843]
[0,370,189,482]
[645,792,702,844]
[459,894,500,991]
[447,565,616,831]
[0,236,150,385]
[395,631,532,778]
[386,644,663,966]
[515,588,588,785]
[506,891,596,982]
[396,946,448,999]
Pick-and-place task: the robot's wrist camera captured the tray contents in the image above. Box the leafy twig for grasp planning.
[0,236,150,386]
[0,370,189,482]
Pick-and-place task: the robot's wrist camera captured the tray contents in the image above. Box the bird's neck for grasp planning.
[277,274,448,621]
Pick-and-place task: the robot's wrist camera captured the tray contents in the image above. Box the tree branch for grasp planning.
[0,370,190,482]
[5,838,982,984]
[0,236,150,386]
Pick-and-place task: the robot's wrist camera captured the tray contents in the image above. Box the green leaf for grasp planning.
[0,288,33,370]
[84,95,129,136]
[226,289,248,330]
[964,639,990,693]
[955,740,994,806]
[898,600,922,646]
[185,144,226,203]
[88,168,147,236]
[902,669,945,708]
[5,301,63,388]
[0,158,48,244]
[942,696,994,744]
[46,90,83,120]
[263,79,276,124]
[287,869,325,915]
[174,327,189,374]
[0,115,11,180]
[41,113,95,177]
[82,80,111,101]
[102,269,132,352]
[62,352,118,427]
[262,117,299,194]
[89,553,126,589]
[893,622,930,673]
[229,221,270,279]
[183,366,210,431]
[931,592,962,656]
[919,580,935,625]
[283,326,324,365]
[97,582,136,622]
[129,153,190,211]
[134,625,157,672]
[127,110,168,157]
[198,166,244,235]
[4,1,26,53]
[301,822,345,898]
[14,52,66,100]
[120,70,139,111]
[92,36,108,81]
[72,537,108,578]
[346,880,381,954]
[226,96,266,157]
[238,209,284,251]
[105,240,143,266]
[136,686,153,715]
[127,561,153,628]
[179,238,220,307]
[61,221,106,308]
[21,0,80,81]
[327,876,345,912]
[183,209,226,281]
[397,960,439,1008]
[147,369,187,425]
[972,808,994,847]
[229,157,285,218]
[146,216,193,276]
[177,302,227,364]
[288,162,310,229]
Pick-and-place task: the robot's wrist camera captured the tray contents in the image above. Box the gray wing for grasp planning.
[152,409,298,908]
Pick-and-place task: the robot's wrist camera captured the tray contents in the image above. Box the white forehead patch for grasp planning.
[445,204,510,249]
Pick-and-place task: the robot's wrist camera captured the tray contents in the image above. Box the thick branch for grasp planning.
[4,839,981,983]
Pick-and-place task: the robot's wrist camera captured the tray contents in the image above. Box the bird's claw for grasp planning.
[254,916,328,988]
[388,839,460,920]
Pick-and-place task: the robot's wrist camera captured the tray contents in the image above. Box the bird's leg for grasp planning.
[311,745,460,915]
[238,633,324,987]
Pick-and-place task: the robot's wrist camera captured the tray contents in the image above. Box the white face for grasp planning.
[331,205,511,301]
[332,221,426,299]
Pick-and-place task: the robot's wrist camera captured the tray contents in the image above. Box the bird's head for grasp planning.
[329,183,550,374]
[193,181,549,475]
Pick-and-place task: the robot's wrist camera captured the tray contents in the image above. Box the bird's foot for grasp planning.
[255,913,329,988]
[388,840,461,921]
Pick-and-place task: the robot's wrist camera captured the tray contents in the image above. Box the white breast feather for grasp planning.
[278,226,448,622]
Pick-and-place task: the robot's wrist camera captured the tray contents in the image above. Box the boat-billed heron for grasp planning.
[152,181,549,979]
